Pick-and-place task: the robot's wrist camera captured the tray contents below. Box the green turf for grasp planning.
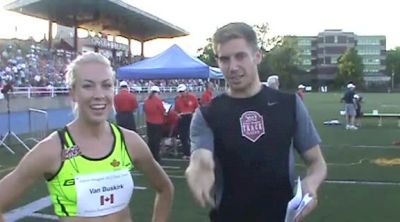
[1,92,400,221]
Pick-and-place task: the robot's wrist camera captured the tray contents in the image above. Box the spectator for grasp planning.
[266,75,279,89]
[341,83,358,130]
[175,84,198,159]
[297,84,306,100]
[143,86,166,162]
[114,81,138,131]
[354,94,363,127]
[200,82,214,106]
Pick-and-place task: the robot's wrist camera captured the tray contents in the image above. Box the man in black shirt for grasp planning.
[186,22,327,222]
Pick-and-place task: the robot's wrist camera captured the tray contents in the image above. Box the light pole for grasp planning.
[392,71,395,90]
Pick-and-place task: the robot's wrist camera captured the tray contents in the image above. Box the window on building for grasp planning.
[325,57,331,64]
[325,36,335,43]
[298,39,312,46]
[339,36,348,43]
[303,59,312,65]
[331,56,339,64]
[301,49,311,55]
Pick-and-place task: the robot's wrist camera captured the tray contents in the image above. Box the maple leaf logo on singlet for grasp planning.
[110,159,120,167]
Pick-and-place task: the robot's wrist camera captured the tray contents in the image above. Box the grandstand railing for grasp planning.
[7,86,210,98]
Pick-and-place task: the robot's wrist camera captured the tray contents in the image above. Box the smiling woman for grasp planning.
[0,52,174,222]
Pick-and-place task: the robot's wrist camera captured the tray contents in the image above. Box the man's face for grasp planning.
[215,38,261,92]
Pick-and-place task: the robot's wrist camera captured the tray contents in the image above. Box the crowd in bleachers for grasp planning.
[123,79,208,92]
[0,43,222,95]
[0,45,70,88]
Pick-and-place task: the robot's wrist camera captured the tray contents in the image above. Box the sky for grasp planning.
[0,0,398,57]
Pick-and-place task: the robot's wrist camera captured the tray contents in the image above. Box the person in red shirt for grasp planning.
[175,84,199,159]
[144,86,166,162]
[160,108,180,156]
[200,82,214,106]
[163,108,179,138]
[297,84,305,100]
[114,81,138,131]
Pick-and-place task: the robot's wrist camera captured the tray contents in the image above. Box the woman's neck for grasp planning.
[70,119,108,139]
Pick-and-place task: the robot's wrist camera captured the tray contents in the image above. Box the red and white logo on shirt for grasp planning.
[100,194,114,205]
[240,111,265,142]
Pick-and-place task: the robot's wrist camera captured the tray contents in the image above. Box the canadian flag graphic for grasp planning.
[100,194,114,205]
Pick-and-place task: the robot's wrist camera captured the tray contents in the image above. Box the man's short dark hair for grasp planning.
[213,22,258,53]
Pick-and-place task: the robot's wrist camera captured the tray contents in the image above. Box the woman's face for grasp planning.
[71,62,114,125]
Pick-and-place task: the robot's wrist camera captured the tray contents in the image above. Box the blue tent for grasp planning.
[117,44,210,79]
[209,67,224,79]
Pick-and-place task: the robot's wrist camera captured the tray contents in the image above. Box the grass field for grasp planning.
[1,92,400,222]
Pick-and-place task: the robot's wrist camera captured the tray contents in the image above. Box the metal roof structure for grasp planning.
[4,0,189,42]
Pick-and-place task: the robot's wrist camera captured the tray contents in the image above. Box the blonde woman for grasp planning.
[0,52,173,222]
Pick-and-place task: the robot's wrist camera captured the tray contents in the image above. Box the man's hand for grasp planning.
[185,150,215,208]
[296,145,327,222]
[294,179,318,222]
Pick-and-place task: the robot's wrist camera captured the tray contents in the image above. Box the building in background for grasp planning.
[293,29,387,86]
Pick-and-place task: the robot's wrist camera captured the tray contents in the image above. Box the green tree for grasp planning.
[265,37,300,88]
[197,37,216,67]
[336,48,364,87]
[386,47,400,87]
[197,23,282,81]
[253,23,281,53]
[253,23,282,81]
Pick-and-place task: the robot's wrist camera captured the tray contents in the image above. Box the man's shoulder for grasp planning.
[209,92,227,103]
[263,86,295,100]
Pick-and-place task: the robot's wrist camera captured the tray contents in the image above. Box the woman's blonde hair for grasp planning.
[65,52,115,89]
[65,52,115,116]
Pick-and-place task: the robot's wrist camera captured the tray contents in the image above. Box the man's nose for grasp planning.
[228,58,240,72]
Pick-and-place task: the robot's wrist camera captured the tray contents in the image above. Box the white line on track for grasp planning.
[167,174,400,186]
[4,196,52,222]
[323,144,400,149]
[162,165,181,169]
[325,180,400,186]
[4,186,147,222]
[162,158,189,162]
[29,212,58,220]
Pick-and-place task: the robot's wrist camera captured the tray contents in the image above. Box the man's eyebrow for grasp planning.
[216,52,247,59]
[215,55,229,59]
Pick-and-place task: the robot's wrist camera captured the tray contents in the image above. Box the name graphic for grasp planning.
[241,122,264,135]
[89,184,124,194]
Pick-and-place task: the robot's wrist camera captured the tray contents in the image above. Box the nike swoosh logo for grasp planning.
[267,102,278,106]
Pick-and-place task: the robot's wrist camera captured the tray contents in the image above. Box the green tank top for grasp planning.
[47,123,134,217]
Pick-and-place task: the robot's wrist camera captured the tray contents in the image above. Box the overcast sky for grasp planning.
[0,0,398,56]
